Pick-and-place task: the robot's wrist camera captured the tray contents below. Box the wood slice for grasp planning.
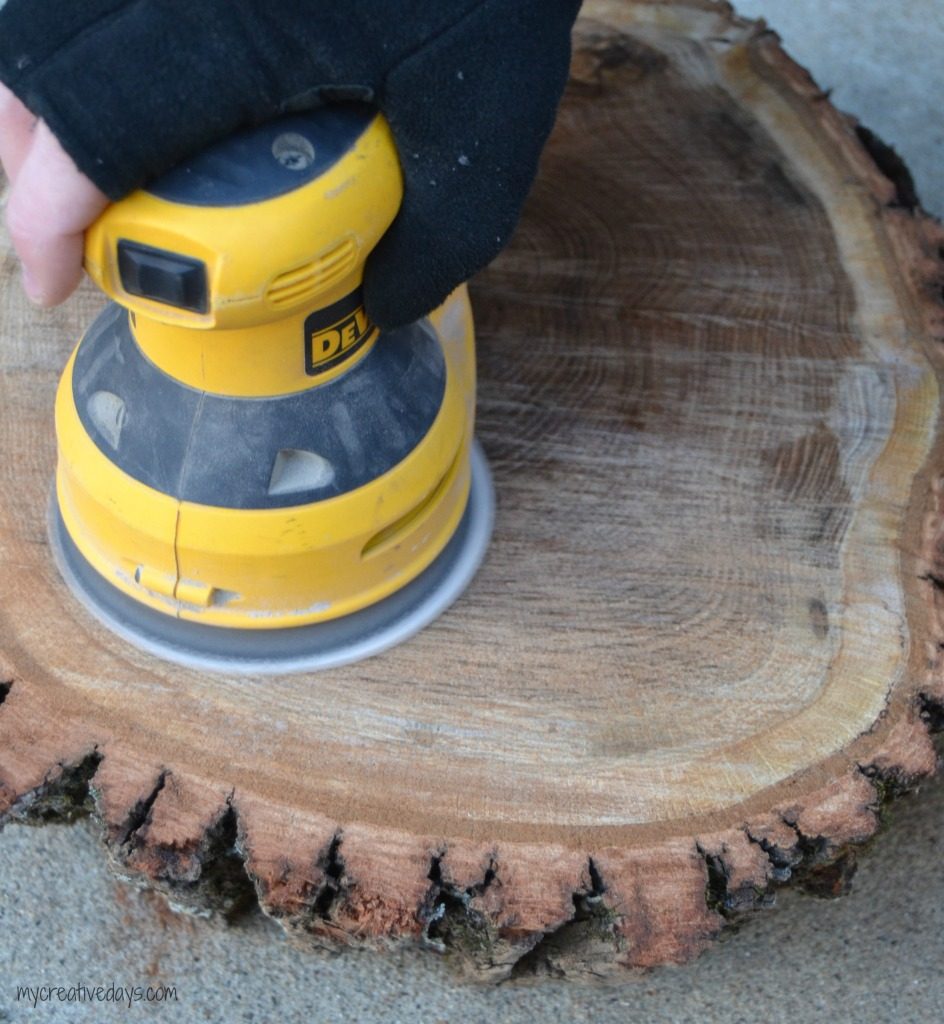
[2,0,944,978]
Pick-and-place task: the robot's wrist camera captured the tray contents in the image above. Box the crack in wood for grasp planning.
[696,840,776,919]
[742,826,803,884]
[115,770,168,850]
[777,813,860,899]
[176,801,257,920]
[420,850,500,958]
[508,858,622,980]
[310,831,348,922]
[919,572,944,593]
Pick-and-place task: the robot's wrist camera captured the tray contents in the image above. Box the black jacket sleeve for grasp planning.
[0,0,581,328]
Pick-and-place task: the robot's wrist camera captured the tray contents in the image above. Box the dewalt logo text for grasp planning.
[305,304,375,376]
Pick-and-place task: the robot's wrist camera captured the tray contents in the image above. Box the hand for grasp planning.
[0,0,580,328]
[0,82,108,306]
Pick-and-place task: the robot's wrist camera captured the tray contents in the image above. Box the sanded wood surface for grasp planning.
[2,0,944,977]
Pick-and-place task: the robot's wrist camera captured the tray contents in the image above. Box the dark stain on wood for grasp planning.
[761,424,852,547]
[571,19,669,92]
[700,106,811,208]
[808,598,830,639]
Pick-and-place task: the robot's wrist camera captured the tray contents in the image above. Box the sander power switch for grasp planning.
[83,106,404,331]
[116,240,209,314]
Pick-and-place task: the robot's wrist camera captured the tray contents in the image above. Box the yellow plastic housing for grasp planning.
[55,288,476,628]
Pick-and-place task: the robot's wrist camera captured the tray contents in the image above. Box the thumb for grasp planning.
[4,120,108,305]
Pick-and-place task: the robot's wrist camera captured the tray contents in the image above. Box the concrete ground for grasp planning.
[2,2,942,1021]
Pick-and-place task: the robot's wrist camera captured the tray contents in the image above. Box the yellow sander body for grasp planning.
[50,106,493,671]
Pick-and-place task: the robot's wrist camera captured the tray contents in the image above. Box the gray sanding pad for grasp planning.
[49,443,494,675]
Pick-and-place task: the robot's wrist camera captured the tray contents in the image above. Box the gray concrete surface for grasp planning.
[736,0,944,216]
[2,766,942,1022]
[2,2,943,1020]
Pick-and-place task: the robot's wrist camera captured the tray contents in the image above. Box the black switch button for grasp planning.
[117,240,209,313]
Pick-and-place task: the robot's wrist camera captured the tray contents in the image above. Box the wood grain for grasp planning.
[1,0,943,977]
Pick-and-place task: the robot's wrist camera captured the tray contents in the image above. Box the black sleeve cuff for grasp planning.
[0,0,382,197]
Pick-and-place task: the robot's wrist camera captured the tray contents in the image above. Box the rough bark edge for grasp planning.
[0,2,943,980]
[0,727,939,981]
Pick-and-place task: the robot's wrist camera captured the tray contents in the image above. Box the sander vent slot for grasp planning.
[87,391,127,450]
[268,448,336,496]
[361,446,464,560]
[266,238,357,308]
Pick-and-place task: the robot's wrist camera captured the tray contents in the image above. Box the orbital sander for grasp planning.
[48,105,494,673]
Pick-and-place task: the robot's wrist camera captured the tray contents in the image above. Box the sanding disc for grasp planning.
[49,443,494,675]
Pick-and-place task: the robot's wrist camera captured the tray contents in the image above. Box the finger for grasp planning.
[5,121,108,305]
[0,82,38,185]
